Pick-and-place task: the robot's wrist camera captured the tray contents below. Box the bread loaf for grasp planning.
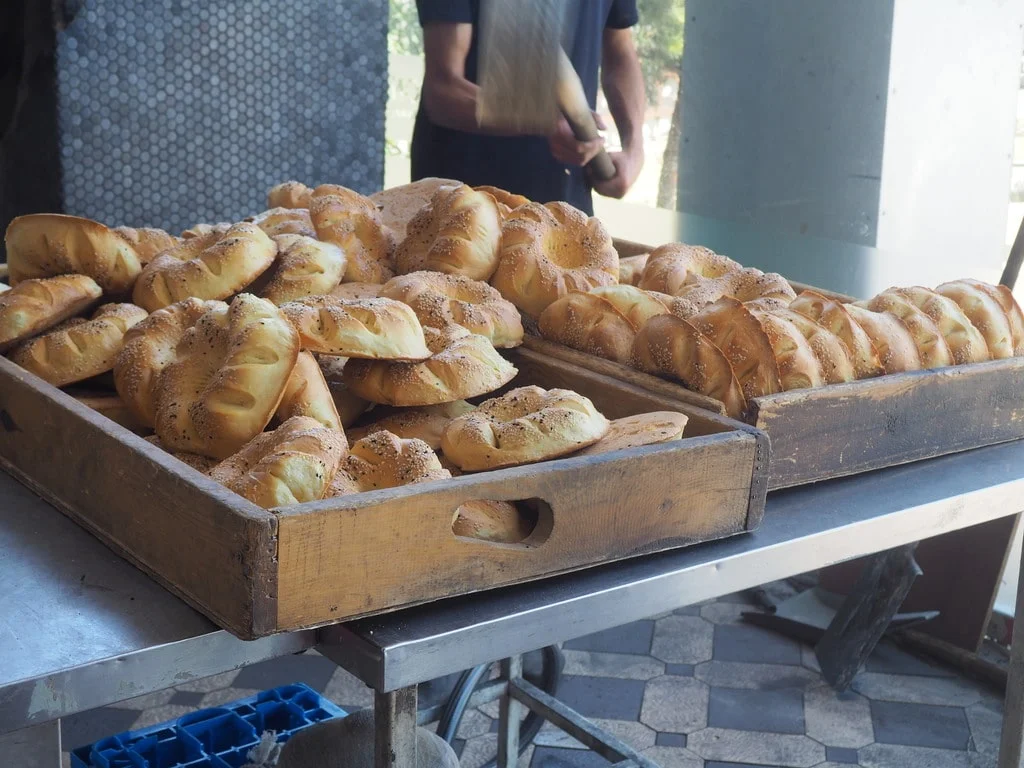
[577,411,688,455]
[788,290,883,379]
[275,351,342,430]
[0,274,102,351]
[346,401,475,449]
[326,430,449,497]
[259,235,346,305]
[267,181,313,210]
[863,292,953,369]
[112,227,179,264]
[538,292,636,364]
[844,304,922,374]
[935,279,1018,359]
[689,297,782,399]
[370,178,461,239]
[310,185,395,284]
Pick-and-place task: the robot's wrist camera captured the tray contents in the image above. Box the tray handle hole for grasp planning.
[452,497,552,547]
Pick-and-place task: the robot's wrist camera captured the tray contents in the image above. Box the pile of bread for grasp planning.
[540,243,1024,417]
[0,179,691,525]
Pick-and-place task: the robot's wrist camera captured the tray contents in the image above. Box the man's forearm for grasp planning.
[601,43,645,158]
[422,73,484,133]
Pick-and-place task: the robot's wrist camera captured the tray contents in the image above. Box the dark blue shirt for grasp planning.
[411,0,638,215]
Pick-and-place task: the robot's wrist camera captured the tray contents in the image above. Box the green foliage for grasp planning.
[634,0,686,105]
[389,0,423,56]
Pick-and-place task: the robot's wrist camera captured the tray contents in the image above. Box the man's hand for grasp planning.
[547,114,605,167]
[592,147,644,199]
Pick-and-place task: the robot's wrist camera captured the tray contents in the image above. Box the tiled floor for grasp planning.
[61,591,1006,767]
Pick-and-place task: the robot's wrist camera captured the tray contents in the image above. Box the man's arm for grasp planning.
[593,26,646,199]
[419,22,483,133]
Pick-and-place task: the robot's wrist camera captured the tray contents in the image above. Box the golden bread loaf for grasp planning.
[632,313,747,418]
[259,234,346,305]
[473,185,530,217]
[145,436,219,474]
[886,287,989,365]
[275,351,342,430]
[589,285,670,328]
[379,271,524,348]
[249,207,317,238]
[10,303,148,386]
[788,290,884,378]
[153,294,300,459]
[310,185,395,284]
[0,274,102,351]
[578,411,688,456]
[132,222,276,311]
[329,282,381,301]
[280,295,431,360]
[770,308,856,385]
[538,292,636,364]
[181,222,232,239]
[211,416,347,507]
[267,181,313,210]
[844,304,922,374]
[6,213,143,294]
[617,254,649,286]
[326,430,449,497]
[114,298,227,426]
[969,280,1024,355]
[689,297,782,399]
[441,385,609,470]
[395,185,503,281]
[316,355,371,427]
[863,293,953,369]
[639,243,796,318]
[749,310,825,391]
[371,177,462,239]
[452,500,533,543]
[935,279,1017,359]
[491,201,618,319]
[112,227,179,264]
[343,326,517,406]
[346,400,475,450]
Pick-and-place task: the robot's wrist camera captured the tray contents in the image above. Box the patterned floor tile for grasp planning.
[865,641,954,678]
[852,673,983,707]
[321,667,374,711]
[687,727,826,767]
[461,733,499,768]
[651,615,714,664]
[640,676,709,734]
[965,700,1003,756]
[456,708,494,739]
[826,745,861,763]
[555,675,647,721]
[673,604,702,616]
[707,687,805,734]
[561,649,665,680]
[533,718,655,751]
[530,745,608,767]
[718,592,756,604]
[641,745,703,767]
[700,601,763,625]
[870,700,971,750]
[656,733,687,747]
[713,623,803,665]
[563,621,654,655]
[61,707,143,752]
[858,742,971,768]
[167,689,205,707]
[695,660,819,691]
[232,650,338,693]
[665,663,695,676]
[803,685,875,749]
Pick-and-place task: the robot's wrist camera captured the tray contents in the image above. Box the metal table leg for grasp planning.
[375,687,418,768]
[999,539,1024,767]
[497,656,524,768]
[0,720,62,767]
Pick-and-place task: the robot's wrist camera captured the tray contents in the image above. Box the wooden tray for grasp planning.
[535,238,1024,490]
[0,347,768,639]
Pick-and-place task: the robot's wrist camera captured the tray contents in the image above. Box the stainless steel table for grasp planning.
[3,440,1024,765]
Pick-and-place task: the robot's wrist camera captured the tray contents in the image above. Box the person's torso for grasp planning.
[412,0,620,214]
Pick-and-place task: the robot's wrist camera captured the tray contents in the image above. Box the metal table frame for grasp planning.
[4,440,1024,766]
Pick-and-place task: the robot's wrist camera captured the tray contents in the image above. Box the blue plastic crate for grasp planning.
[70,683,346,768]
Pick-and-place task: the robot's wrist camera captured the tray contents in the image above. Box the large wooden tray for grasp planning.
[0,347,768,639]
[536,239,1024,490]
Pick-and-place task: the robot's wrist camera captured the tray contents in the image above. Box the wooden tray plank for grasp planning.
[749,357,1024,489]
[274,430,757,629]
[0,357,278,637]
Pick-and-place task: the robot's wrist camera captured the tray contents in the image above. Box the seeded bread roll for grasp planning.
[935,279,1018,359]
[371,177,462,239]
[10,303,148,386]
[538,292,636,364]
[491,202,618,319]
[441,385,610,470]
[153,294,300,459]
[788,290,884,379]
[885,287,989,365]
[248,207,317,238]
[112,226,179,264]
[394,185,503,281]
[0,274,102,351]
[211,416,347,507]
[326,430,449,497]
[275,351,342,430]
[281,295,432,360]
[578,411,688,456]
[844,304,922,374]
[617,254,649,286]
[346,401,475,450]
[132,222,276,311]
[689,297,782,399]
[267,181,313,210]
[379,271,524,348]
[259,235,346,305]
[310,185,395,284]
[862,292,953,369]
[343,326,517,407]
[6,213,143,294]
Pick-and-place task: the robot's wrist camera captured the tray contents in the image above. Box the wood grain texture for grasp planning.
[0,356,278,638]
[273,349,766,631]
[749,356,1024,489]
